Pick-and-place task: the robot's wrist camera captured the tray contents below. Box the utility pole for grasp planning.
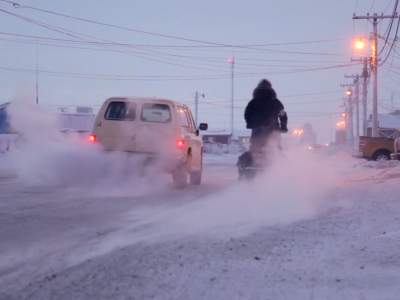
[341,83,354,143]
[348,91,354,143]
[345,74,360,139]
[351,57,369,136]
[194,91,205,126]
[390,92,395,110]
[194,91,199,126]
[362,58,369,136]
[355,76,360,139]
[35,43,39,105]
[353,12,400,137]
[371,18,378,137]
[229,56,235,137]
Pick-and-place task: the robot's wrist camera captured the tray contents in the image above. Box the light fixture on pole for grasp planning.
[353,37,367,51]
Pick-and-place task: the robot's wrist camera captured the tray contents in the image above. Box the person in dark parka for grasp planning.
[245,79,288,151]
[238,79,288,170]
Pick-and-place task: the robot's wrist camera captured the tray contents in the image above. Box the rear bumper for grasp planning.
[125,151,187,172]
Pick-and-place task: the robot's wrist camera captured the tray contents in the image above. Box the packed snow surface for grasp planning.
[1,98,400,299]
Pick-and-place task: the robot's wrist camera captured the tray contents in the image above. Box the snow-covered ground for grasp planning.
[1,99,400,299]
[1,148,400,300]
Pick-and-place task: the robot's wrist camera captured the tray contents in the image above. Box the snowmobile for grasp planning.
[237,145,271,180]
[237,128,285,180]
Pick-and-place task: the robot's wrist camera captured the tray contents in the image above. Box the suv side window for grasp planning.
[178,106,196,133]
[177,107,189,127]
[104,101,136,121]
[186,110,196,131]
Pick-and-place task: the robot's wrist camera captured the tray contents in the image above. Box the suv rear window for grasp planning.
[141,103,171,123]
[104,101,136,121]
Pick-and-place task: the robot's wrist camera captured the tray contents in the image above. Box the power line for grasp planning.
[0,30,347,49]
[380,18,400,66]
[0,7,84,40]
[0,0,230,46]
[0,9,234,72]
[0,1,345,56]
[378,0,399,56]
[0,10,347,74]
[0,35,352,71]
[0,62,360,81]
[0,31,351,66]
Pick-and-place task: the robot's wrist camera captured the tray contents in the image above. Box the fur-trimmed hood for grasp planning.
[252,79,277,100]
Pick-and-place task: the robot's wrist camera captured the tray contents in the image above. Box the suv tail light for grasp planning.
[88,134,96,143]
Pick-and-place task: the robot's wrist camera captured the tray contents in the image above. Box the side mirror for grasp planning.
[199,123,208,131]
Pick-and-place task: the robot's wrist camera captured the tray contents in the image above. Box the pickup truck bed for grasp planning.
[358,136,394,160]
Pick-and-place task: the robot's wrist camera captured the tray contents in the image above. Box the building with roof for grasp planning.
[367,111,400,138]
[0,102,11,134]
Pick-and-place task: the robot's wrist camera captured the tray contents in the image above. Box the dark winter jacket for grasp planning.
[244,81,288,131]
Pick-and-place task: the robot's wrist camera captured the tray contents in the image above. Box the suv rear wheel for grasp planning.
[190,153,202,185]
[190,170,202,185]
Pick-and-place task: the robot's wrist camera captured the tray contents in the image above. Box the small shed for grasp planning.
[367,112,400,138]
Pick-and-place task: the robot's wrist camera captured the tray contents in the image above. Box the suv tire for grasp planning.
[190,152,202,185]
[190,170,202,185]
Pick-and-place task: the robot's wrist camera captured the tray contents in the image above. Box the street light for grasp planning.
[336,120,346,129]
[345,89,352,97]
[354,37,367,51]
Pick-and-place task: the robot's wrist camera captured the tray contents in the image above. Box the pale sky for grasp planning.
[0,0,399,142]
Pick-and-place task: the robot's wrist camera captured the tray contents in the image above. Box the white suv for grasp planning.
[91,97,207,187]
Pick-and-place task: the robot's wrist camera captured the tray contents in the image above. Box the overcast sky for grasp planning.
[0,0,399,142]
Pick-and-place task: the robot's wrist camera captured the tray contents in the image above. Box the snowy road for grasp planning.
[0,155,239,299]
[1,153,400,300]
